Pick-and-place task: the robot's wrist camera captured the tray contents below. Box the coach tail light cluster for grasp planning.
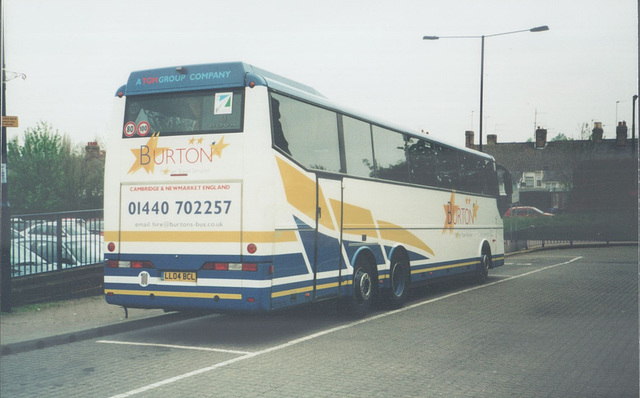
[106,260,154,269]
[201,262,258,272]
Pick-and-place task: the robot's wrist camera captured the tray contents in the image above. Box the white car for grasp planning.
[29,239,103,267]
[11,241,55,276]
[23,221,97,241]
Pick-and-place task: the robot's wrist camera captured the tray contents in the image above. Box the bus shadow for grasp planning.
[131,302,350,351]
[407,274,503,303]
[129,275,503,351]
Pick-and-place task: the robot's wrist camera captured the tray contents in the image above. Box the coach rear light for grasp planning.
[201,262,233,271]
[247,243,257,254]
[107,242,116,252]
[215,263,229,271]
[131,261,154,269]
[201,262,218,270]
[242,263,258,272]
[106,260,153,268]
[201,262,258,272]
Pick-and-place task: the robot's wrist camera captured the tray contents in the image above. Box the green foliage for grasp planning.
[7,121,104,214]
[503,210,637,241]
[551,133,573,141]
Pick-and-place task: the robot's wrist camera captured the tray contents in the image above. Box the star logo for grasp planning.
[127,132,169,174]
[442,191,459,234]
[210,136,230,158]
[442,192,480,234]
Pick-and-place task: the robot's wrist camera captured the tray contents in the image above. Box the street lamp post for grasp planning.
[423,25,549,152]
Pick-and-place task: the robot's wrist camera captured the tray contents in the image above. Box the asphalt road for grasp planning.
[1,246,638,397]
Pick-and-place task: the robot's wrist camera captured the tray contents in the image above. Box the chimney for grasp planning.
[616,121,628,147]
[465,131,475,149]
[486,134,497,145]
[592,122,603,143]
[85,141,100,159]
[535,127,547,149]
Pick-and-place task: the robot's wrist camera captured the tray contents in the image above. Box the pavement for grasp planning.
[0,295,194,355]
[1,242,633,356]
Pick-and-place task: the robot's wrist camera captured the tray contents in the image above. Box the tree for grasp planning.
[8,122,64,213]
[579,122,592,140]
[551,133,573,142]
[7,121,105,214]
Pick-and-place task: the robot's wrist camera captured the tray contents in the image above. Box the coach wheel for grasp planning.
[349,256,377,315]
[385,253,410,308]
[477,249,491,283]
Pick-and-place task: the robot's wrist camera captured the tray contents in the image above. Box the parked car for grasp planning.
[29,238,103,267]
[62,217,87,228]
[11,241,55,276]
[23,221,97,242]
[87,218,104,237]
[12,218,41,232]
[67,239,104,265]
[504,206,554,217]
[11,218,28,232]
[11,228,24,239]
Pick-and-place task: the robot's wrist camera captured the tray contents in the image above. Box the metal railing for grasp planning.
[10,209,104,278]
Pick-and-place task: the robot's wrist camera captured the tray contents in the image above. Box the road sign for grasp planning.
[2,116,19,127]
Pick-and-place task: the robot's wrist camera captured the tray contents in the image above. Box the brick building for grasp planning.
[465,124,638,212]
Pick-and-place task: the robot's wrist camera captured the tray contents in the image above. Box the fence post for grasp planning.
[56,214,63,270]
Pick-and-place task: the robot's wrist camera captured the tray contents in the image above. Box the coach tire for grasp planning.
[477,248,491,283]
[385,252,410,308]
[349,255,377,316]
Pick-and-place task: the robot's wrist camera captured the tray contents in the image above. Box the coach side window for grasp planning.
[434,144,459,189]
[484,160,499,196]
[459,153,482,194]
[407,137,438,187]
[372,126,410,183]
[343,116,375,178]
[270,93,341,172]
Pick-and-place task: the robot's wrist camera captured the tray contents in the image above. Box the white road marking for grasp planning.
[96,340,253,355]
[108,256,583,398]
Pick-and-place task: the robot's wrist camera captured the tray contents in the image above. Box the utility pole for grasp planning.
[633,95,637,154]
[0,4,24,313]
[1,2,10,312]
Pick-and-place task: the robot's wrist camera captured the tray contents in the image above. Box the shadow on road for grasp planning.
[123,275,501,350]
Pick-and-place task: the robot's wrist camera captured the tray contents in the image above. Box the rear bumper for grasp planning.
[104,283,271,312]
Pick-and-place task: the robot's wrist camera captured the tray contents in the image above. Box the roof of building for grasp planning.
[474,139,637,178]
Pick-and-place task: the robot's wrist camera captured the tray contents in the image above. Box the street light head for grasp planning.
[529,25,549,32]
[422,36,440,40]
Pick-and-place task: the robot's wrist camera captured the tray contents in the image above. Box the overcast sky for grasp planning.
[3,0,638,148]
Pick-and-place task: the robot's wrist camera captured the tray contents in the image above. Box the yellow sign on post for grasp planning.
[2,116,19,127]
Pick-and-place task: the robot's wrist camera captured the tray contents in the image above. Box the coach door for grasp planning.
[313,175,344,300]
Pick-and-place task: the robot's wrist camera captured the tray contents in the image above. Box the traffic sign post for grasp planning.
[1,70,10,313]
[1,9,27,312]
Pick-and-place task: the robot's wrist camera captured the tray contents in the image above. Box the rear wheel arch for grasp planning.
[345,248,379,315]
